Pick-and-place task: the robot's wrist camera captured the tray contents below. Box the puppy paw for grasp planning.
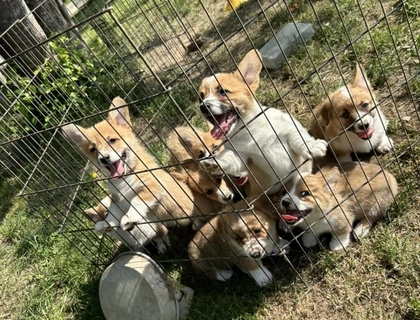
[95,221,112,233]
[278,237,291,254]
[329,234,351,251]
[249,266,273,287]
[353,221,371,240]
[376,138,393,154]
[302,231,318,248]
[154,237,169,254]
[304,139,328,159]
[200,158,223,175]
[120,216,135,231]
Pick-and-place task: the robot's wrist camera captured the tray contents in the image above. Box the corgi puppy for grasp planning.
[166,126,239,203]
[276,162,398,251]
[198,49,328,195]
[166,125,221,169]
[310,65,393,162]
[62,97,204,252]
[188,202,283,287]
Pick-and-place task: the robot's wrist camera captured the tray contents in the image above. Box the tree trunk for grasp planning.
[0,0,53,76]
[0,55,7,84]
[25,0,72,37]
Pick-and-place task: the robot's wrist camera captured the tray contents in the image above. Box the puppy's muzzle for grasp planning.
[250,247,264,259]
[99,155,111,165]
[200,102,212,116]
[282,198,292,209]
[355,121,370,131]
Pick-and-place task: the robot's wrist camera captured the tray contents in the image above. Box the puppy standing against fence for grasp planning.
[310,64,393,162]
[198,49,328,195]
[276,162,398,251]
[62,97,204,252]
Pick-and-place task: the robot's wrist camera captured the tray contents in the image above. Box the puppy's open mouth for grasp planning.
[355,127,374,140]
[106,153,126,179]
[207,111,238,140]
[282,209,311,224]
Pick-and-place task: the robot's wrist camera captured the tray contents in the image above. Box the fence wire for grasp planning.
[0,0,419,287]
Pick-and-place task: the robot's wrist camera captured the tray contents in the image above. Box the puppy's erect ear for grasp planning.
[177,128,197,151]
[61,124,87,148]
[322,168,339,191]
[353,64,372,91]
[234,49,262,92]
[108,96,131,127]
[317,100,331,127]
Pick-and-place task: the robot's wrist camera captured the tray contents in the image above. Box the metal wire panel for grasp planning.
[0,0,419,287]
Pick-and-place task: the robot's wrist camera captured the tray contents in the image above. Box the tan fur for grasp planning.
[166,125,222,170]
[275,162,398,250]
[188,201,281,287]
[310,65,392,162]
[83,195,112,222]
[166,125,247,204]
[62,97,210,251]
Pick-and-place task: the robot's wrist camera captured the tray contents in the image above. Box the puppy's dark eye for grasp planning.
[90,145,97,153]
[198,150,205,158]
[300,190,311,197]
[253,228,261,235]
[205,189,214,195]
[109,138,117,144]
[218,87,230,97]
[341,109,350,119]
[361,102,369,109]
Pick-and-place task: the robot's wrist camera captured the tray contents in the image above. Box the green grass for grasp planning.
[0,187,103,319]
[1,0,420,319]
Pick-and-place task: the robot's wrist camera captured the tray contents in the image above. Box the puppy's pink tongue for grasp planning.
[357,127,374,139]
[211,126,225,140]
[210,114,230,140]
[235,176,248,186]
[107,160,125,179]
[282,214,298,222]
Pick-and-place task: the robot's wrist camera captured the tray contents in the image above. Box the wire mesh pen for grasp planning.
[0,0,419,297]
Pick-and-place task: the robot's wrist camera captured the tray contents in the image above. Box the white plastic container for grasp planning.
[260,22,315,69]
[99,252,194,320]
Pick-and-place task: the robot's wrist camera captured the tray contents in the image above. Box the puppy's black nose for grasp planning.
[251,251,261,259]
[99,156,110,164]
[200,102,210,115]
[358,122,369,130]
[282,199,291,208]
[232,192,245,203]
[225,194,235,203]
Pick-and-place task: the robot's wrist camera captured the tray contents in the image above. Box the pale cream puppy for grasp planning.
[277,162,398,251]
[198,49,327,195]
[310,65,393,162]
